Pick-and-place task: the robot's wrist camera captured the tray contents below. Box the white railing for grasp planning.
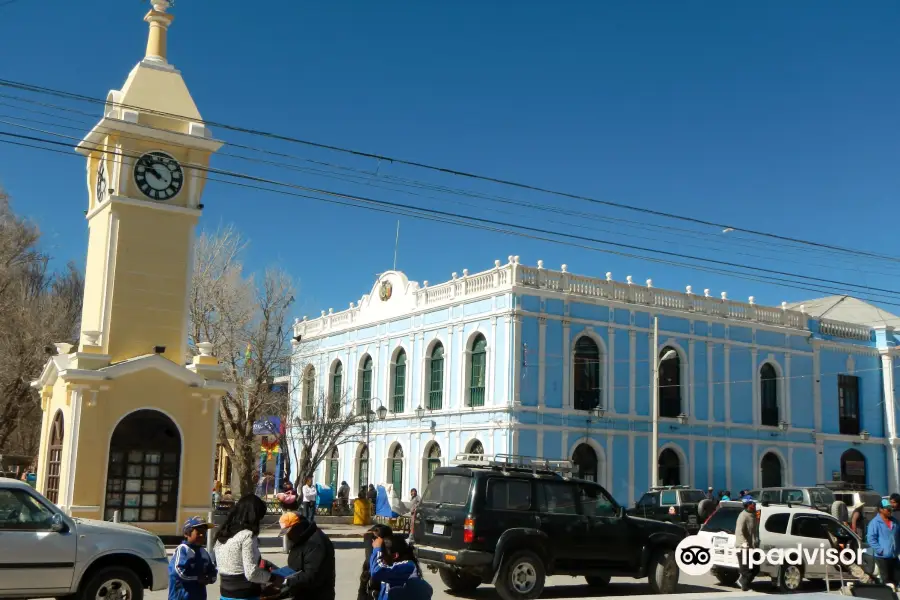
[295,258,875,343]
[819,318,872,341]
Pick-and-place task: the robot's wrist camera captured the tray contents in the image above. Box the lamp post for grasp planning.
[651,316,679,487]
[359,399,387,486]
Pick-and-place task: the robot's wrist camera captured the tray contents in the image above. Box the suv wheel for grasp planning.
[585,575,611,587]
[647,548,679,594]
[81,567,143,600]
[776,564,803,593]
[496,550,546,600]
[711,567,739,586]
[438,568,481,593]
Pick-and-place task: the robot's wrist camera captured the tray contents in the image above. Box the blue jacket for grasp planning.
[369,547,432,600]
[168,542,218,600]
[866,516,900,559]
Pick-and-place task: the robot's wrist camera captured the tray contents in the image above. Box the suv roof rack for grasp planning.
[817,481,873,491]
[650,485,694,491]
[452,453,573,475]
[760,501,817,510]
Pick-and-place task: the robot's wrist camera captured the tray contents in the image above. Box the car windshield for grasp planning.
[808,488,835,506]
[421,474,472,506]
[681,490,706,503]
[701,506,742,534]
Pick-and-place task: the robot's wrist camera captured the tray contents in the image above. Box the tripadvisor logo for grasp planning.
[675,535,864,577]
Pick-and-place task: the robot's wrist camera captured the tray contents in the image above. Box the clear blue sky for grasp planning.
[1,0,899,320]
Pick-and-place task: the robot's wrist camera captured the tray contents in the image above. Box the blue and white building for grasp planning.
[291,257,900,505]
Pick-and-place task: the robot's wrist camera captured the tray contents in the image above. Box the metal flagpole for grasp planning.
[651,316,660,488]
[393,221,400,270]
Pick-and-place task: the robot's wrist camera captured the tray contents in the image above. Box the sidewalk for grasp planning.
[163,523,368,548]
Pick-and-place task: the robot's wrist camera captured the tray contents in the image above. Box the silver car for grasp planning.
[0,477,169,599]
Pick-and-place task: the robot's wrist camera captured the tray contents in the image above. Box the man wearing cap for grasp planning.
[278,512,336,600]
[734,496,759,591]
[867,499,900,585]
[169,517,218,600]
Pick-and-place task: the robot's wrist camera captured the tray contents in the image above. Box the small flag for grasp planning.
[244,342,252,363]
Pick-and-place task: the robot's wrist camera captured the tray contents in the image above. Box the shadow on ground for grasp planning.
[444,581,722,598]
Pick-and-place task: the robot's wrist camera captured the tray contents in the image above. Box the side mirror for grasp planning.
[50,513,68,533]
[617,506,627,518]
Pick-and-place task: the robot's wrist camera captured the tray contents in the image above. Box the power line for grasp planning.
[4,130,900,309]
[1,77,897,264]
[2,91,897,277]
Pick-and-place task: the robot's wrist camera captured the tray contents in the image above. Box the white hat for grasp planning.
[852,500,866,512]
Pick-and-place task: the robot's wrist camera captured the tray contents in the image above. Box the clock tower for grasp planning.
[32,0,234,535]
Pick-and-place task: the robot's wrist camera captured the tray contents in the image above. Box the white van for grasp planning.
[697,501,865,593]
[0,477,169,599]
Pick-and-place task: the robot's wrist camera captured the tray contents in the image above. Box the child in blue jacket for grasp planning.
[169,517,218,600]
[369,536,432,600]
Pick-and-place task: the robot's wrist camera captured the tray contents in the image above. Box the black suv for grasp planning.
[410,455,685,600]
[628,486,709,534]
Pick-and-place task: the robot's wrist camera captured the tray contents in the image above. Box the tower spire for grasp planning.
[144,0,174,64]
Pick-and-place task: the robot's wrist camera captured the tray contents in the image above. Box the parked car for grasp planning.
[697,500,867,592]
[817,482,882,524]
[410,454,686,600]
[747,486,836,513]
[0,477,169,600]
[628,485,710,534]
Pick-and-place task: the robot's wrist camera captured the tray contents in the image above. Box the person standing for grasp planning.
[169,517,218,600]
[369,536,433,600]
[867,499,900,586]
[279,512,336,600]
[302,477,318,522]
[849,501,867,538]
[734,496,759,591]
[338,481,351,514]
[408,489,420,513]
[889,494,900,512]
[214,495,284,600]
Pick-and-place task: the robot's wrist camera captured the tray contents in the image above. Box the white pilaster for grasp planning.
[881,352,899,492]
[629,330,637,416]
[607,327,616,413]
[787,446,794,486]
[813,345,823,434]
[606,431,614,490]
[562,431,569,461]
[725,439,732,492]
[445,325,454,409]
[707,342,714,422]
[751,348,759,426]
[538,317,547,409]
[628,435,635,505]
[707,439,713,489]
[562,320,571,409]
[512,317,523,405]
[688,339,695,421]
[501,317,511,406]
[784,354,792,427]
[63,387,84,514]
[689,437,696,488]
[537,430,544,458]
[724,346,731,424]
[489,316,498,406]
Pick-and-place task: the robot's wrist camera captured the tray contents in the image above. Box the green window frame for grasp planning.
[330,363,342,418]
[358,446,369,491]
[428,344,444,410]
[359,357,373,415]
[391,445,404,493]
[326,447,339,490]
[469,335,487,407]
[392,350,406,413]
[427,443,442,483]
[303,367,315,420]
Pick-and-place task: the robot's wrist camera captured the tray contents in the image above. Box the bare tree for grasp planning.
[188,225,297,497]
[284,388,363,488]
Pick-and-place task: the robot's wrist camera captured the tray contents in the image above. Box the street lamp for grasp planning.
[415,405,425,420]
[651,317,679,487]
[860,430,870,442]
[357,398,386,487]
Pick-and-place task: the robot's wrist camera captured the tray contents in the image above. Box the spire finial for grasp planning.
[144,0,175,64]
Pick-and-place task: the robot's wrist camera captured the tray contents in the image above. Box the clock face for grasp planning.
[133,151,184,201]
[96,158,107,203]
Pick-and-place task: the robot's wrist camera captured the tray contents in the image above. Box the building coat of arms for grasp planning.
[379,280,393,301]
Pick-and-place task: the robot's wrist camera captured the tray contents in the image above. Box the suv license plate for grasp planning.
[688,515,698,524]
[433,524,445,535]
[713,537,727,547]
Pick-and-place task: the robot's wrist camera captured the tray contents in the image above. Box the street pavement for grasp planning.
[138,529,843,600]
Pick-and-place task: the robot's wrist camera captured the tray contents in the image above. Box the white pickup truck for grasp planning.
[0,477,169,600]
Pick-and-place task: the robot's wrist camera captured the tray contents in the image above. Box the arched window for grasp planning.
[358,356,373,414]
[329,362,343,418]
[573,336,601,411]
[468,334,487,407]
[428,343,444,410]
[658,347,682,418]
[760,363,779,427]
[572,443,598,482]
[104,410,181,522]
[391,350,407,413]
[658,448,681,486]
[325,447,339,491]
[760,452,783,488]
[357,445,369,493]
[390,445,404,493]
[303,366,316,420]
[44,411,64,503]
[467,440,484,455]
[426,443,442,483]
[841,449,867,485]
